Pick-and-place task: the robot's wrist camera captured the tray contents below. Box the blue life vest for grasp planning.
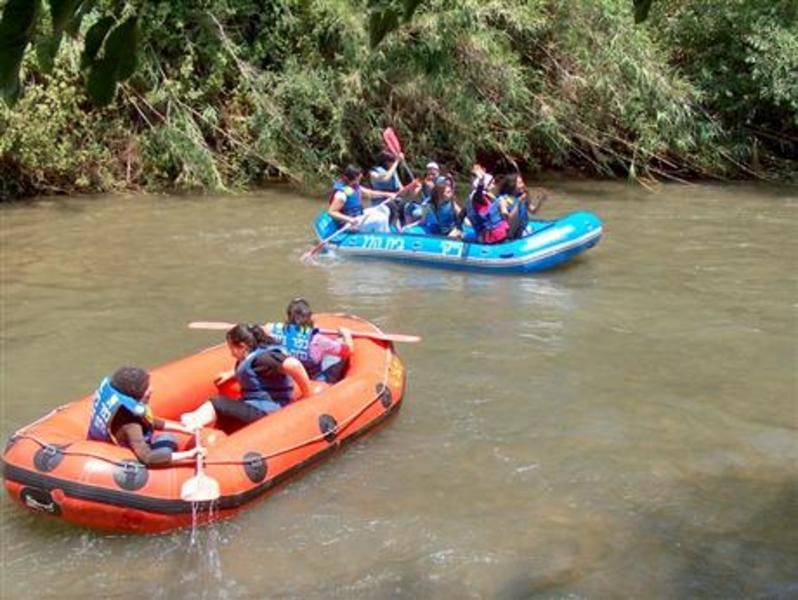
[87,378,154,444]
[498,193,529,235]
[270,322,321,378]
[370,166,401,192]
[466,196,504,236]
[425,200,457,235]
[236,345,294,406]
[403,200,424,223]
[369,166,401,207]
[420,181,434,204]
[330,179,363,219]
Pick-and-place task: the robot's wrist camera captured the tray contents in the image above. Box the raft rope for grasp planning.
[7,316,396,470]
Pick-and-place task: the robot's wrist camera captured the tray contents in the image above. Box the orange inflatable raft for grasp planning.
[1,314,406,533]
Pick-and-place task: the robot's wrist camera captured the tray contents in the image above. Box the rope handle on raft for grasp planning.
[9,341,397,468]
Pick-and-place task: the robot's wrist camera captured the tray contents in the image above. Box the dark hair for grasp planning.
[430,175,453,207]
[343,164,363,182]
[226,323,276,350]
[498,173,522,197]
[377,151,395,168]
[286,297,313,327]
[110,366,150,400]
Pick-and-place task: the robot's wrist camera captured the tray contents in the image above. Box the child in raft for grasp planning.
[87,366,201,465]
[265,298,354,384]
[210,324,313,426]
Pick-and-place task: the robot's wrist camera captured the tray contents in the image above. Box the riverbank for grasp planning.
[1,0,795,201]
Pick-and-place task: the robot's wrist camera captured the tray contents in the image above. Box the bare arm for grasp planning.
[282,357,312,398]
[360,186,395,200]
[370,158,401,182]
[115,422,197,466]
[328,192,359,226]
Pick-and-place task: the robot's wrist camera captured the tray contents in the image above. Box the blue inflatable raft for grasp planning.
[311,210,603,274]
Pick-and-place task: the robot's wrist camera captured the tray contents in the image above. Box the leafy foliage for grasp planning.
[648,0,797,169]
[0,0,795,198]
[0,0,141,106]
[0,0,39,104]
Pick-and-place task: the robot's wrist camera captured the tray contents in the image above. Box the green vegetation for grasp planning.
[0,0,795,199]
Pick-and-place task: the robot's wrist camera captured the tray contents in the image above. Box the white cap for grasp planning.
[472,173,494,189]
[426,162,440,171]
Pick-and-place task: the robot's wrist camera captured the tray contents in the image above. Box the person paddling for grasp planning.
[328,164,395,233]
[210,324,312,427]
[87,367,200,466]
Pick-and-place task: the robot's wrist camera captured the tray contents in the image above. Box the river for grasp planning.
[1,181,796,598]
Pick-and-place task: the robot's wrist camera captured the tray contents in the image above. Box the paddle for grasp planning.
[187,322,421,344]
[301,222,352,261]
[383,127,415,180]
[302,178,421,261]
[180,403,220,503]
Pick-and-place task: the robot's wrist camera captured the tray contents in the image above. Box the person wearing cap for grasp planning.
[469,162,496,197]
[464,165,509,244]
[420,161,441,204]
[328,164,395,233]
[422,175,463,238]
[87,367,201,466]
[264,298,354,384]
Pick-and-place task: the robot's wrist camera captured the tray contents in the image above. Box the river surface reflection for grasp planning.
[1,181,796,598]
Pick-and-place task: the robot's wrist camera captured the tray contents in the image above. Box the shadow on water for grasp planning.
[494,470,798,599]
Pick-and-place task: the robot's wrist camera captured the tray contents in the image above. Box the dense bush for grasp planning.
[0,0,795,199]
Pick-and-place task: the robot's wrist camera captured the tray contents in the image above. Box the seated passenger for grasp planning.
[465,171,509,244]
[328,164,396,233]
[496,174,548,239]
[210,324,312,426]
[423,176,463,238]
[265,298,354,384]
[420,161,441,204]
[87,367,199,466]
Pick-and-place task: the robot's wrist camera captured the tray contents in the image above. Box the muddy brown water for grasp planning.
[1,181,796,598]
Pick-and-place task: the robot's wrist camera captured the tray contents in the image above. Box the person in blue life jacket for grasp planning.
[397,161,440,229]
[422,175,464,238]
[87,366,200,466]
[209,323,313,427]
[496,174,549,239]
[328,164,398,233]
[265,298,354,384]
[420,162,441,204]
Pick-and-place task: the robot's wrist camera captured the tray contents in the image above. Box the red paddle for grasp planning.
[301,177,420,261]
[383,127,415,180]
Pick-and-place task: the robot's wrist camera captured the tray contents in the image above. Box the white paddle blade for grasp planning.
[188,321,235,330]
[181,473,220,502]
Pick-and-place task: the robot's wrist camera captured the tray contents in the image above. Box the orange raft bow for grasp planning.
[2,314,406,533]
